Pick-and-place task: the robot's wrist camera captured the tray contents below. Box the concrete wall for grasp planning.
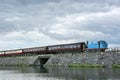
[0,56,39,66]
[45,52,120,67]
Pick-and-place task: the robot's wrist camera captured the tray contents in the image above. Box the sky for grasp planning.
[0,0,120,50]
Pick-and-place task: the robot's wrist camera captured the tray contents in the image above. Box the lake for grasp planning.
[0,66,120,80]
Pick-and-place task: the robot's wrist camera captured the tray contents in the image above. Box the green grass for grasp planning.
[69,64,104,68]
[112,64,120,68]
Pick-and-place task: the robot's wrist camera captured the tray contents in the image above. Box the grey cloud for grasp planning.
[0,21,15,33]
[0,0,120,50]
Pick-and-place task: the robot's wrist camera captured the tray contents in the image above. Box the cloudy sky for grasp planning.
[0,0,120,50]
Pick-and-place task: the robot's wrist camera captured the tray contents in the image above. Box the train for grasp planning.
[0,40,108,57]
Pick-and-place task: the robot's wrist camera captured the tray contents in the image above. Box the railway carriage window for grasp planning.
[58,46,60,49]
[64,45,66,48]
[73,45,76,48]
[73,45,75,48]
[60,46,62,48]
[39,48,41,51]
[48,47,50,50]
[57,46,60,49]
[53,47,55,49]
[34,49,37,51]
[57,46,59,49]
[50,47,53,50]
[69,45,72,48]
[50,47,52,50]
[57,46,58,49]
[49,47,52,50]
[72,45,74,48]
[1,51,4,54]
[31,49,33,52]
[65,46,67,48]
[69,45,71,48]
[54,46,56,49]
[53,47,55,50]
[26,49,29,52]
[38,48,41,51]
[29,49,31,52]
[33,49,36,51]
[66,45,68,48]
[76,44,79,48]
[32,49,34,52]
[55,46,57,49]
[30,49,33,52]
[52,47,55,50]
[65,45,67,48]
[68,45,71,48]
[27,49,30,52]
[52,47,54,50]
[51,47,53,50]
[71,45,73,48]
[41,47,43,50]
[38,48,40,51]
[49,47,51,50]
[40,48,42,51]
[67,45,69,48]
[0,51,3,54]
[75,45,77,48]
[75,44,77,48]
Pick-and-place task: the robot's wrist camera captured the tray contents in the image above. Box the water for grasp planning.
[0,66,120,80]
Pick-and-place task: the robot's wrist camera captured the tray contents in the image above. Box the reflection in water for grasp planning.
[0,66,120,80]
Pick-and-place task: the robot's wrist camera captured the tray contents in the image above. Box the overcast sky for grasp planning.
[0,0,120,50]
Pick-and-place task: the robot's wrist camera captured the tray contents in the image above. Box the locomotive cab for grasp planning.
[98,40,108,49]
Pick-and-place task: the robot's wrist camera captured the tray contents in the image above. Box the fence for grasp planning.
[106,47,120,52]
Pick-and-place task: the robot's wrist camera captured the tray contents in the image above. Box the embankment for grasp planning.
[0,52,120,68]
[45,52,120,68]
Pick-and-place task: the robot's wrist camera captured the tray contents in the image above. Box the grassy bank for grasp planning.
[112,64,120,68]
[69,64,104,68]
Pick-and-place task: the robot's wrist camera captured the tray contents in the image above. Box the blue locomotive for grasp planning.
[87,40,108,51]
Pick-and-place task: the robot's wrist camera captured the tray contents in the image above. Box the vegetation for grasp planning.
[69,64,104,68]
[112,64,120,68]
